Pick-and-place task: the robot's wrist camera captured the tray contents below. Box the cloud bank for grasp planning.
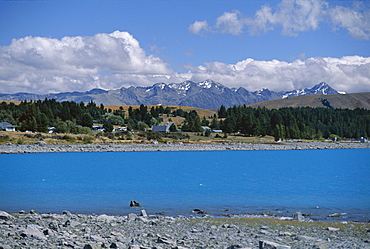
[185,56,370,93]
[0,31,174,94]
[0,31,369,94]
[189,0,370,39]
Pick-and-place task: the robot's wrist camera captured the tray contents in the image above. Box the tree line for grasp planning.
[0,99,194,134]
[1,99,369,141]
[213,105,370,140]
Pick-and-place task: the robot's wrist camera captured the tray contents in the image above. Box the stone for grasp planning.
[328,213,341,217]
[327,227,340,231]
[62,210,72,216]
[130,200,140,207]
[97,214,116,223]
[0,211,13,220]
[19,224,47,240]
[140,209,148,217]
[259,240,291,249]
[297,235,321,242]
[29,209,39,214]
[83,244,102,249]
[128,213,138,221]
[292,212,304,222]
[157,236,176,245]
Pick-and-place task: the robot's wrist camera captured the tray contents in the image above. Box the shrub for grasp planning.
[329,134,341,141]
[77,127,92,134]
[16,138,25,144]
[104,132,115,140]
[63,135,76,143]
[82,136,94,144]
[0,135,9,142]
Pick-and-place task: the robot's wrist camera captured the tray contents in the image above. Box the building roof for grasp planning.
[0,122,16,129]
[151,122,174,132]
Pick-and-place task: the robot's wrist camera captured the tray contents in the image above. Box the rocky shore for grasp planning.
[1,210,369,249]
[0,141,369,154]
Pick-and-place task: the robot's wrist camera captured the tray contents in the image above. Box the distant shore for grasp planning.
[0,141,369,154]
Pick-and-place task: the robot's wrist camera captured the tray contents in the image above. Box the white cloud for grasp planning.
[184,56,370,93]
[0,31,174,94]
[248,0,327,36]
[215,10,245,35]
[329,4,370,40]
[189,0,370,40]
[188,21,209,35]
[0,31,369,94]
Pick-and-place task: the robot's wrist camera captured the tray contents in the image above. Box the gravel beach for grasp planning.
[1,210,369,249]
[0,141,369,154]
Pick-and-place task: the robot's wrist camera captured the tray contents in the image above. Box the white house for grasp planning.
[0,122,16,131]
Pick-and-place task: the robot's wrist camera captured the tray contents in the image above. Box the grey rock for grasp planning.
[97,214,116,223]
[128,213,138,221]
[140,209,148,217]
[62,210,72,216]
[297,235,321,242]
[157,236,176,245]
[259,240,291,249]
[19,224,47,240]
[292,212,304,222]
[0,211,13,220]
[130,200,140,207]
[328,213,341,217]
[327,227,340,231]
[83,244,103,249]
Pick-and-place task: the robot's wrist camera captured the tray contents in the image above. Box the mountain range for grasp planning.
[0,80,344,109]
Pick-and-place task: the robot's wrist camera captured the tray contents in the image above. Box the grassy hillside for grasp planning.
[246,92,370,109]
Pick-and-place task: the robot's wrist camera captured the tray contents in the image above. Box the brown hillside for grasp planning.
[105,105,217,117]
[247,92,370,109]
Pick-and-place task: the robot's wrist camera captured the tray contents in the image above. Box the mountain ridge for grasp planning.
[0,80,344,109]
[247,92,370,110]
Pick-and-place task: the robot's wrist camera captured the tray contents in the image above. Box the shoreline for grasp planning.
[1,141,369,154]
[1,210,369,249]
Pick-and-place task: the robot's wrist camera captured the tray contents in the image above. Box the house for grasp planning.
[202,126,211,132]
[0,122,16,131]
[48,127,55,133]
[151,122,174,133]
[115,126,127,132]
[92,125,105,131]
[212,129,223,133]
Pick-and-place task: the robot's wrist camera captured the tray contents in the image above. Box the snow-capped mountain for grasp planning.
[0,80,343,109]
[282,82,341,99]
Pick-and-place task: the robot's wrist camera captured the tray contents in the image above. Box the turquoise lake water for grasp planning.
[0,149,369,221]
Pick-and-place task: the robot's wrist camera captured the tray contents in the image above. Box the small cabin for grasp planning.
[92,125,105,131]
[151,122,174,133]
[0,122,16,132]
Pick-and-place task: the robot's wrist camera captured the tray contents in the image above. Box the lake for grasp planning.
[1,149,369,221]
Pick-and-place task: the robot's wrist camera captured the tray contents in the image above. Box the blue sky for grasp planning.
[0,0,369,94]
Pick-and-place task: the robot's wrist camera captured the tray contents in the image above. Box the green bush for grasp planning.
[0,135,9,142]
[77,127,92,134]
[82,136,94,144]
[63,135,76,143]
[329,134,341,141]
[16,138,25,144]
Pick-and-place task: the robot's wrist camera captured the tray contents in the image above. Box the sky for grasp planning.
[0,0,369,94]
